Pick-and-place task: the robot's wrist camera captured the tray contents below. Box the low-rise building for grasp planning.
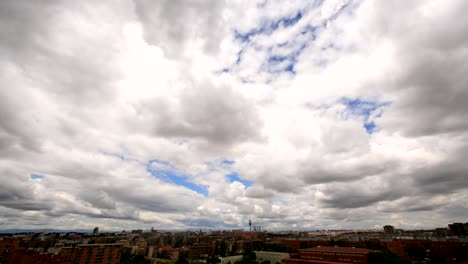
[283,246,372,264]
[255,251,290,264]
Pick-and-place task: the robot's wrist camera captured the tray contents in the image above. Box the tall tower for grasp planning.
[249,219,252,231]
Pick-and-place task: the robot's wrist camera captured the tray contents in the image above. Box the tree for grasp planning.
[207,256,221,264]
[235,251,257,264]
[220,241,228,257]
[175,255,189,264]
[121,249,150,264]
[454,245,468,261]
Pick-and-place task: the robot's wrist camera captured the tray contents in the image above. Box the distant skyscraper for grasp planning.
[383,225,395,234]
[249,219,252,231]
[93,227,99,234]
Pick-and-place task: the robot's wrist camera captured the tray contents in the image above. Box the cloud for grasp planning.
[148,80,262,145]
[132,0,226,58]
[0,0,467,231]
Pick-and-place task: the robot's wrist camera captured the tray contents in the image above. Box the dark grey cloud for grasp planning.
[0,168,42,210]
[133,81,262,145]
[300,157,395,185]
[410,149,468,194]
[320,188,399,209]
[375,0,468,137]
[102,183,202,213]
[257,173,303,194]
[0,1,56,59]
[377,196,448,213]
[0,1,127,106]
[245,185,276,199]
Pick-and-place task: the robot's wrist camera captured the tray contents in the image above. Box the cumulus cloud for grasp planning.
[0,0,467,231]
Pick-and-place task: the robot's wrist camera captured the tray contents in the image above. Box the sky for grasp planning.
[1,0,467,232]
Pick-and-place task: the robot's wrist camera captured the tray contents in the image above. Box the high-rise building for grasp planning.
[448,223,468,236]
[93,227,99,234]
[383,225,395,234]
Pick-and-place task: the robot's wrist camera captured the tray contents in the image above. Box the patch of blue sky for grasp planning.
[364,122,376,133]
[31,174,44,180]
[146,160,208,197]
[342,98,385,118]
[284,63,295,74]
[273,11,303,28]
[234,29,259,43]
[226,172,253,188]
[235,47,246,65]
[170,176,208,197]
[342,97,390,134]
[226,3,348,79]
[234,11,303,43]
[268,54,289,63]
[98,149,144,165]
[99,149,125,160]
[263,60,295,75]
[222,160,235,165]
[300,25,318,38]
[264,44,306,74]
[321,0,354,26]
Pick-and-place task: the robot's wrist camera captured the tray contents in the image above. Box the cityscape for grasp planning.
[1,222,467,264]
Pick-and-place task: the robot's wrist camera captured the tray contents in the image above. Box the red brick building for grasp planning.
[283,246,372,264]
[383,241,405,259]
[188,242,214,259]
[281,239,330,253]
[73,244,122,264]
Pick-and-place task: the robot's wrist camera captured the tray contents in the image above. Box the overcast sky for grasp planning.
[1,0,467,231]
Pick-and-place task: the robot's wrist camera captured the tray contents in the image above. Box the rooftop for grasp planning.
[300,246,372,254]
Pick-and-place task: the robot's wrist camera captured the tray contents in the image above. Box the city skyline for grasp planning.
[1,0,468,231]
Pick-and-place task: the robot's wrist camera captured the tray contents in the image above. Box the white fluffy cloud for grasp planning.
[0,0,467,231]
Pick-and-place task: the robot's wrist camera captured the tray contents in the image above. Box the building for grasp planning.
[383,225,395,235]
[93,227,99,235]
[3,248,70,264]
[281,239,329,253]
[135,238,147,248]
[383,241,405,259]
[233,240,252,254]
[118,240,129,247]
[255,251,290,264]
[74,244,122,264]
[189,242,213,259]
[448,223,468,236]
[220,255,243,264]
[434,228,450,237]
[148,246,154,258]
[283,246,372,264]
